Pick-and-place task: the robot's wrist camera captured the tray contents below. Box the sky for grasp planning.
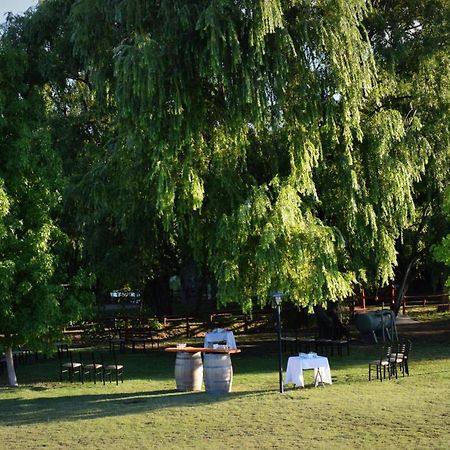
[0,0,38,23]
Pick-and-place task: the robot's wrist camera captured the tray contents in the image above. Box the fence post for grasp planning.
[124,317,131,344]
[390,280,395,307]
[186,317,190,338]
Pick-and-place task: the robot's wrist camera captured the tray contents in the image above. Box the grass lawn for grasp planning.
[1,320,450,449]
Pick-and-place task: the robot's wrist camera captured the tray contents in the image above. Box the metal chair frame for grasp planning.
[103,351,124,385]
[369,345,393,381]
[57,345,83,383]
[82,352,104,384]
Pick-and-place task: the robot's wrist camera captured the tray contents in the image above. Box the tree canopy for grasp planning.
[1,0,449,332]
[0,11,94,385]
[365,0,450,309]
[64,0,450,310]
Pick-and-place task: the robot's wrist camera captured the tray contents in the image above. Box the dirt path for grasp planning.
[396,317,450,343]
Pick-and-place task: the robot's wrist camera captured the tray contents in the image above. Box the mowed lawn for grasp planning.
[1,324,449,449]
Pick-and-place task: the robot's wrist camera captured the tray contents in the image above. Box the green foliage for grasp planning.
[66,0,383,309]
[147,317,162,331]
[0,18,94,354]
[364,0,450,302]
[4,0,449,318]
[433,188,450,287]
[36,0,446,310]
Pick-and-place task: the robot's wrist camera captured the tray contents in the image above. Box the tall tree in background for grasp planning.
[0,14,93,386]
[67,0,423,310]
[434,187,450,288]
[365,0,450,311]
[3,0,448,332]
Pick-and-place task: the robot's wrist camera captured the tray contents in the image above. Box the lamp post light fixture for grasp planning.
[271,291,285,393]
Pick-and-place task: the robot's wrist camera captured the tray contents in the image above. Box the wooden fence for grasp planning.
[63,309,276,345]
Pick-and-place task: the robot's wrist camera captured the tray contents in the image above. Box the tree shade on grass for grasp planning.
[0,330,450,449]
[1,0,450,386]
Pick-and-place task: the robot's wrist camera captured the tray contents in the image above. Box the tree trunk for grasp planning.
[393,207,431,315]
[393,256,418,315]
[180,262,203,312]
[5,346,18,387]
[143,275,173,316]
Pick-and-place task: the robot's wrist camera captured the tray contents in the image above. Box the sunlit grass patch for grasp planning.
[1,328,450,449]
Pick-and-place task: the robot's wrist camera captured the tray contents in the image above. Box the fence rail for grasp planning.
[62,294,450,346]
[355,291,449,314]
[400,293,449,314]
[63,309,276,345]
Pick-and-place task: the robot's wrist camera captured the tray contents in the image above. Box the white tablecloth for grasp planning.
[204,330,237,350]
[285,355,332,387]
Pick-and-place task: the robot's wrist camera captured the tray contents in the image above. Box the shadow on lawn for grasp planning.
[0,388,275,426]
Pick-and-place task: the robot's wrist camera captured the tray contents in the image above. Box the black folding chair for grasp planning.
[103,351,124,385]
[82,352,104,384]
[57,344,83,383]
[369,345,393,381]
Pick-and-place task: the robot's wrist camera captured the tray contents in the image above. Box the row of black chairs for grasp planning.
[282,335,350,356]
[368,340,412,381]
[57,345,124,385]
[1,348,38,374]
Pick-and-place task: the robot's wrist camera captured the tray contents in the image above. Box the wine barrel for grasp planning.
[203,353,233,393]
[174,352,203,391]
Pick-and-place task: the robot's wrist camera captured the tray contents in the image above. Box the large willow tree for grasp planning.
[63,0,431,311]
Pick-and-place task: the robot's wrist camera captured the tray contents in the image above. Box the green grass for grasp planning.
[404,305,450,322]
[1,328,450,449]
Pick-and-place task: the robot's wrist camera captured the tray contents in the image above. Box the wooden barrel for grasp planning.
[203,353,233,393]
[174,352,203,391]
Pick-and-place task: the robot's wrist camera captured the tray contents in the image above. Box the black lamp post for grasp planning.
[271,291,284,393]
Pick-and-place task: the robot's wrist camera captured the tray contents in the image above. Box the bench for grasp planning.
[297,337,350,356]
[281,336,298,354]
[109,336,126,353]
[130,328,159,351]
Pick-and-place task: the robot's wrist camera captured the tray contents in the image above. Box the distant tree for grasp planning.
[434,188,450,288]
[364,0,450,311]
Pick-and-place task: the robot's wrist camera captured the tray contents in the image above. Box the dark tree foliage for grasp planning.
[0,10,94,385]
